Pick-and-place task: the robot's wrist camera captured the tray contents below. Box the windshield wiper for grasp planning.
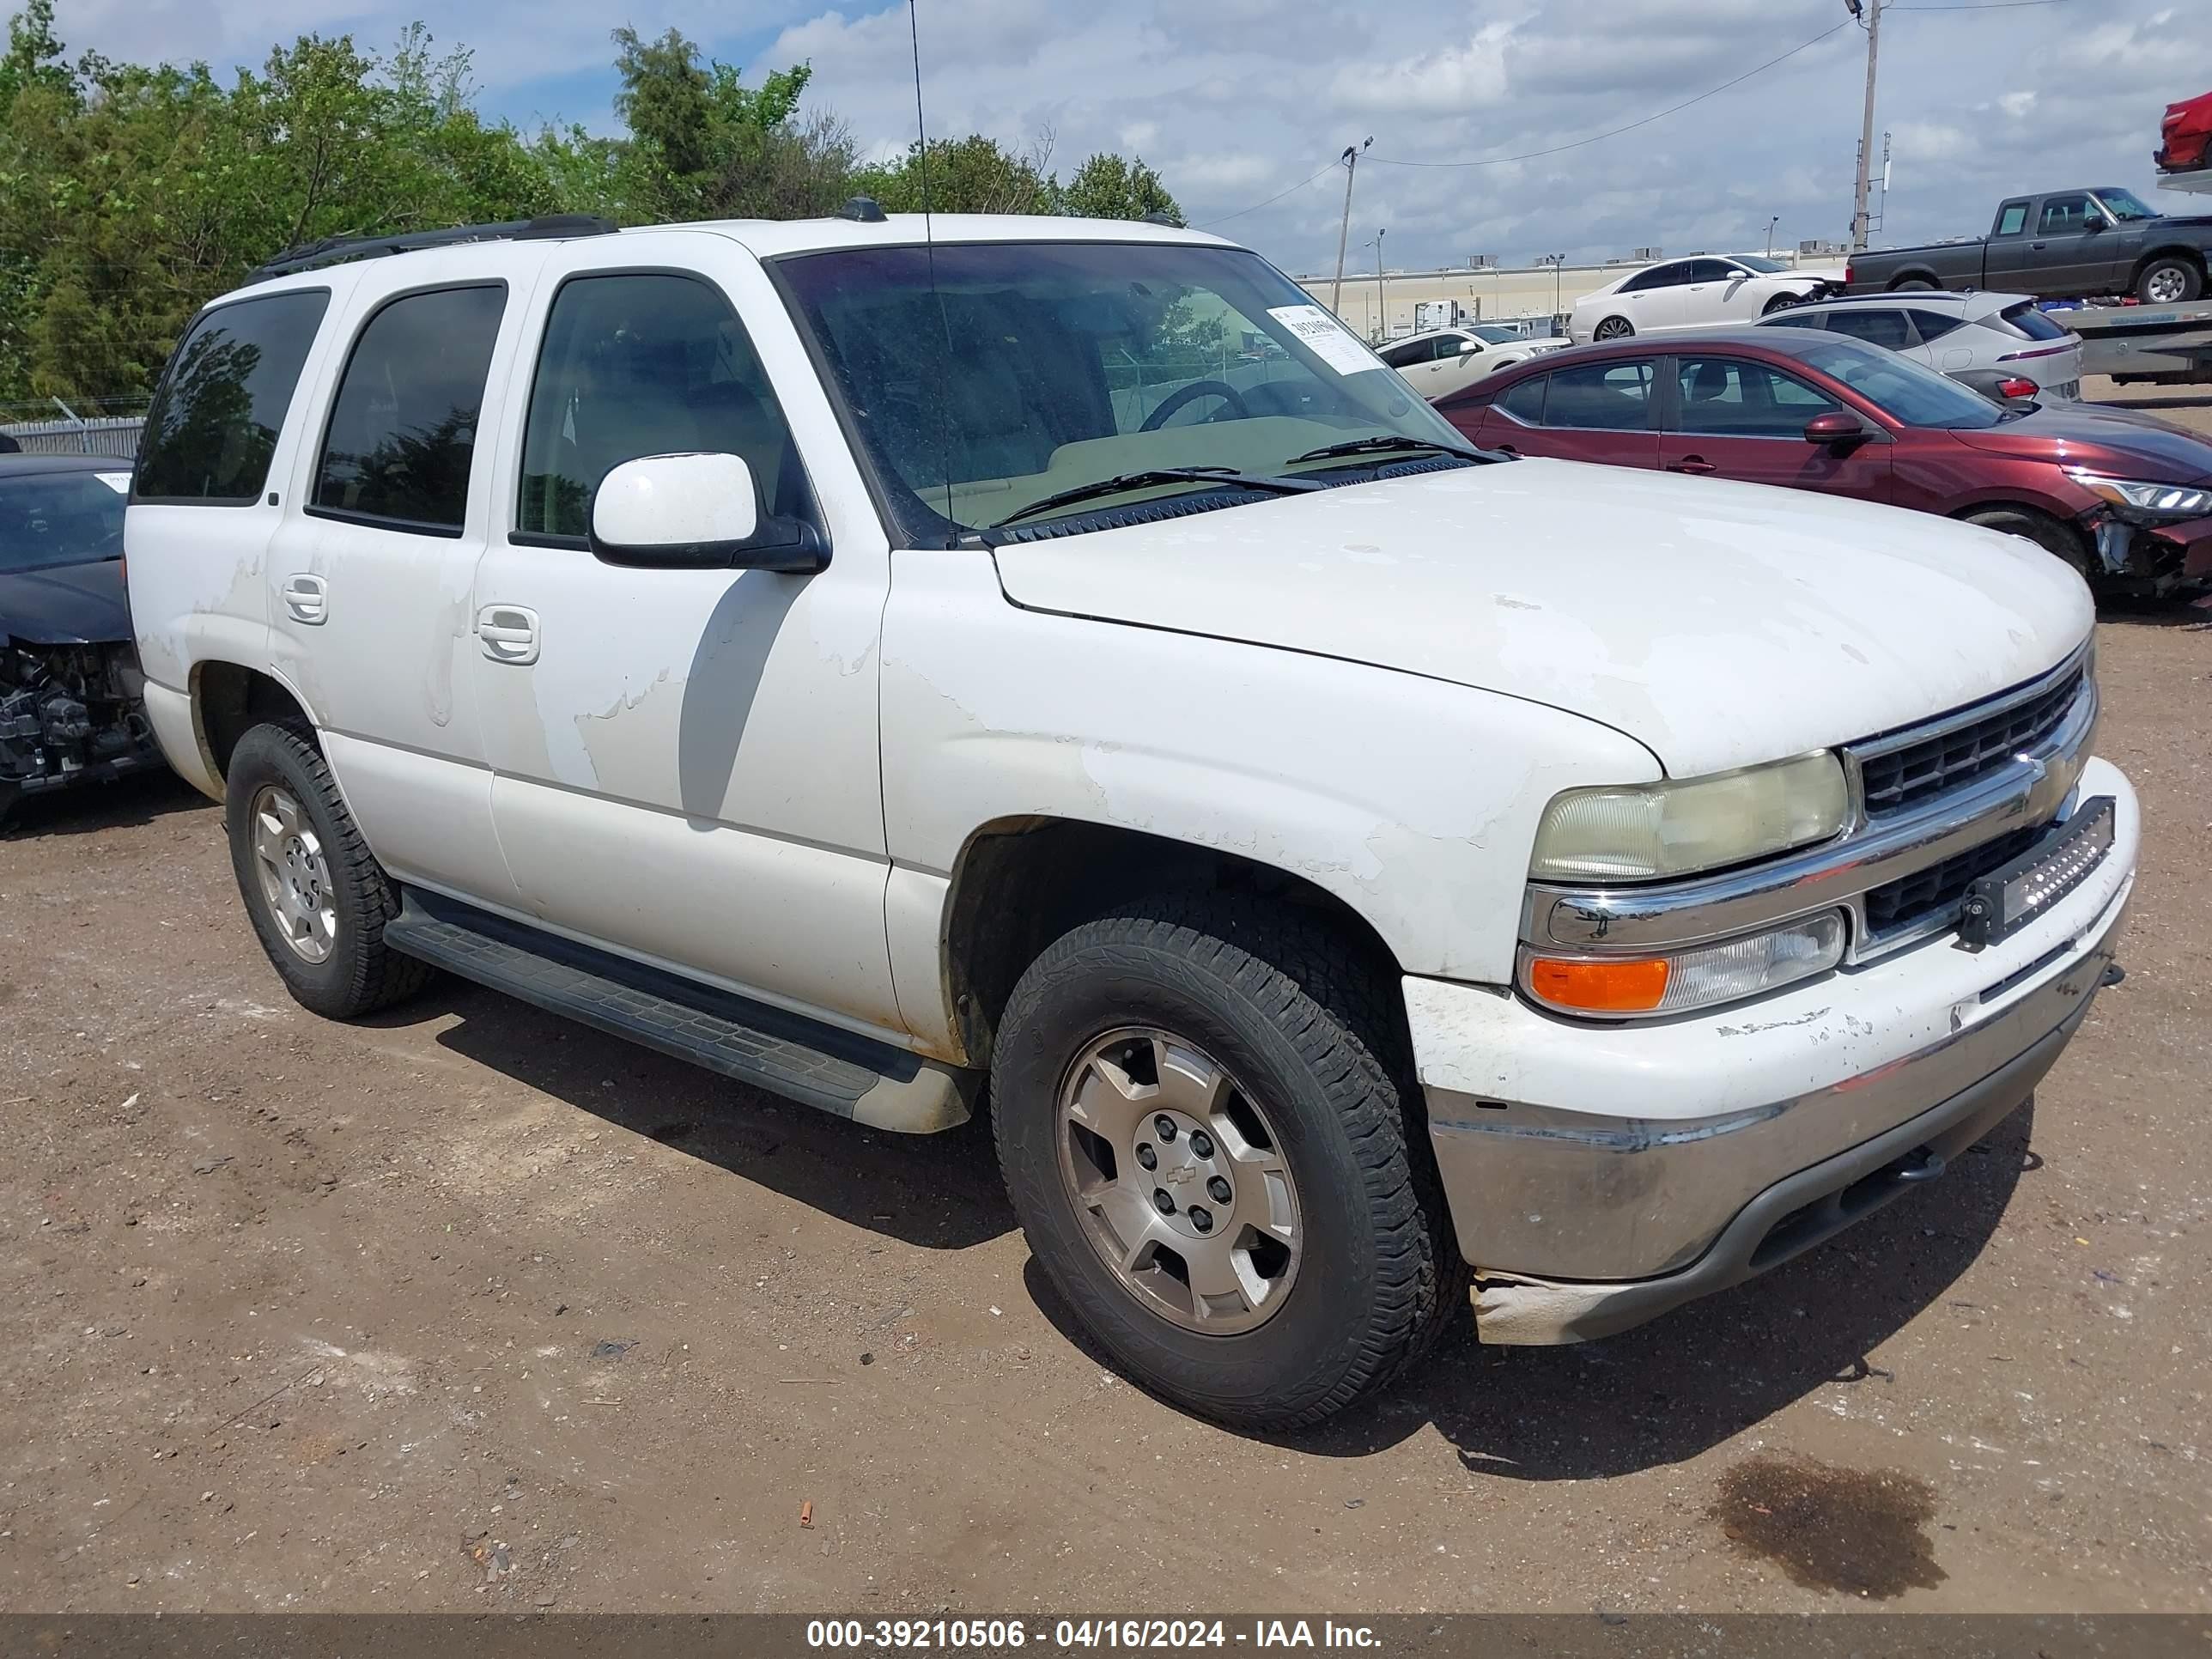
[1285,434,1503,467]
[985,467,1319,532]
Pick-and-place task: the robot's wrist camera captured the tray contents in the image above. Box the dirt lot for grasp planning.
[3,439,2209,1614]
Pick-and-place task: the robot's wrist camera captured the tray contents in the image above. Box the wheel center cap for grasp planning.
[1139,1110,1231,1241]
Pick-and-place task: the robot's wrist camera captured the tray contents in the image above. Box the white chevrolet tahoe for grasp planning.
[126,209,2137,1429]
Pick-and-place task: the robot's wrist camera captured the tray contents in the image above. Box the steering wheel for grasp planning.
[1139,380,1252,432]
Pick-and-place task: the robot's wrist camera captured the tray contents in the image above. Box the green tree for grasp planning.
[1060,152,1182,224]
[849,131,1058,215]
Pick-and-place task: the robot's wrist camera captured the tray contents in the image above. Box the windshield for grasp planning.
[775,240,1470,542]
[1732,254,1788,273]
[1798,338,2006,429]
[0,467,130,574]
[2094,188,2156,222]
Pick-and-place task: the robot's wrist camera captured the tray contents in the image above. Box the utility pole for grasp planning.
[1374,228,1387,341]
[1544,253,1565,320]
[1328,137,1372,317]
[1848,0,1883,252]
[1766,216,1780,258]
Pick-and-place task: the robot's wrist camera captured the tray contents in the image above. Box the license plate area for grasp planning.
[1958,795,2114,951]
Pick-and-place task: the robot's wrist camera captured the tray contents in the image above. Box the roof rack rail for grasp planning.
[245,214,618,284]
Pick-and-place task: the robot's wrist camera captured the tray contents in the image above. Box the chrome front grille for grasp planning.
[1853,662,2086,818]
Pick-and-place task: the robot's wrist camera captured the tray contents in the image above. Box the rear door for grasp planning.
[1660,354,1893,502]
[1817,305,1918,366]
[263,271,536,907]
[1616,262,1692,331]
[1522,357,1662,470]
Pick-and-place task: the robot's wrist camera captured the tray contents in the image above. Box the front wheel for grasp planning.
[1963,506,2097,583]
[1762,291,1804,315]
[1592,315,1634,342]
[992,896,1459,1429]
[2137,256,2203,306]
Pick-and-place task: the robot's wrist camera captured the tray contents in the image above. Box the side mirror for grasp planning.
[1803,410,1865,445]
[588,453,827,574]
[2081,214,2106,232]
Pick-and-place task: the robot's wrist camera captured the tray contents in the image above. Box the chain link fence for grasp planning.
[0,396,150,460]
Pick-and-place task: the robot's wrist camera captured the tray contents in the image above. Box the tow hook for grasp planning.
[2100,962,2126,988]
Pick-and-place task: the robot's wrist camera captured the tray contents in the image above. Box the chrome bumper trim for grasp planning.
[1528,668,2096,962]
[1431,878,2129,1282]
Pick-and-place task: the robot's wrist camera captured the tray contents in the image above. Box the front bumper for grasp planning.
[1407,757,2136,1340]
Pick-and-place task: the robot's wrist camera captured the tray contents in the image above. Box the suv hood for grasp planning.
[1948,402,2212,482]
[0,556,131,646]
[991,460,2091,777]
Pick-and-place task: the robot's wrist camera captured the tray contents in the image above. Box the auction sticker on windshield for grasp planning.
[1267,305,1382,374]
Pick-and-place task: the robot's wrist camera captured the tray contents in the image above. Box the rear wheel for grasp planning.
[2136,256,2203,306]
[1964,506,2096,583]
[1891,276,1936,291]
[225,722,430,1018]
[992,895,1460,1429]
[1592,315,1633,341]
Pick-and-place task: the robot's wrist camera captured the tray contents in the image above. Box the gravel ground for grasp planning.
[2,441,2208,1614]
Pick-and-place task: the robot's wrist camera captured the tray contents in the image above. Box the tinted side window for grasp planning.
[1493,374,1547,424]
[1621,264,1682,294]
[1380,338,1435,368]
[2038,194,2090,235]
[1760,308,1826,331]
[135,290,329,504]
[518,273,805,541]
[1544,362,1654,430]
[1823,308,1911,350]
[1995,202,2030,236]
[1674,357,1838,435]
[313,284,506,534]
[1906,309,1966,342]
[1686,259,1737,283]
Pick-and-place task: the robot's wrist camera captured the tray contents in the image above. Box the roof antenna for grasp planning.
[907,0,957,536]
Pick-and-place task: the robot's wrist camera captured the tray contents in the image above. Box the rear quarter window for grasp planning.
[1996,202,2030,236]
[2001,302,2069,341]
[134,289,331,505]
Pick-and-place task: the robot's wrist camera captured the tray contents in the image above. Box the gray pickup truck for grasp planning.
[1846,187,2209,305]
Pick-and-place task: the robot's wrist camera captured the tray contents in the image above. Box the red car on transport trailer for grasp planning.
[2160,88,2212,173]
[1438,329,2212,595]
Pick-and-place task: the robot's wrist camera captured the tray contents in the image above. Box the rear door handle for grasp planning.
[1668,457,1718,475]
[477,604,540,665]
[282,574,328,625]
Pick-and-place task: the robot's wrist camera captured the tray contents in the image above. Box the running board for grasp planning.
[385,890,973,1133]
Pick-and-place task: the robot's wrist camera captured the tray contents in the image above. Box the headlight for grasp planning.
[2066,472,2212,519]
[1522,911,1847,1018]
[1528,752,1849,882]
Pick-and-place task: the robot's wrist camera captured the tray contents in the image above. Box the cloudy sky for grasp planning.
[50,0,2212,274]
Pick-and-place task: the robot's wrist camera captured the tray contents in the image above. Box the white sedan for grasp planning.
[1378,324,1573,402]
[1569,254,1835,343]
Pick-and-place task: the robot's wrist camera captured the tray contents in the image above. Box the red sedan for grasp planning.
[1438,329,2212,593]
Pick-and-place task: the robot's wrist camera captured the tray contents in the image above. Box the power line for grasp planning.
[1369,18,1853,169]
[1194,159,1343,228]
[1889,1,2068,9]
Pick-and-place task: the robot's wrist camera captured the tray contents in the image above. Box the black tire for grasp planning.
[992,894,1461,1430]
[1592,315,1633,341]
[1964,506,2096,583]
[2136,255,2203,306]
[1762,291,1803,315]
[225,721,430,1019]
[1891,276,1936,291]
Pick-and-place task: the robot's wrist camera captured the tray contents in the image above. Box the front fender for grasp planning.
[880,549,1659,991]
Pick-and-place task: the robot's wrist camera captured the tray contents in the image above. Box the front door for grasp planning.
[467,234,905,1038]
[1992,194,2106,296]
[1660,355,1893,503]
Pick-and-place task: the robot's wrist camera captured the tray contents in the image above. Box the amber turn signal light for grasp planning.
[1526,956,1671,1013]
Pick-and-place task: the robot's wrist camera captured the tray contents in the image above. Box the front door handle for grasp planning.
[1668,456,1718,475]
[477,604,540,665]
[282,574,328,625]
